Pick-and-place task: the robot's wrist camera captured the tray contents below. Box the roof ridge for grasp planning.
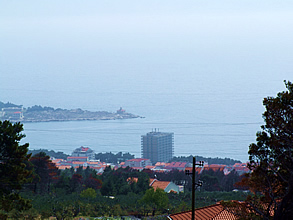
[168,203,224,219]
[207,205,226,219]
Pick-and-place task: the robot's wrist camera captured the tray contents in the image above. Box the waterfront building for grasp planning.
[66,156,88,162]
[1,107,24,121]
[141,130,174,164]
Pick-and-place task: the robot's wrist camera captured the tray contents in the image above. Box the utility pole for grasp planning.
[185,157,204,220]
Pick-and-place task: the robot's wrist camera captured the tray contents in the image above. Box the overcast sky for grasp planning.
[1,0,293,108]
[1,0,293,55]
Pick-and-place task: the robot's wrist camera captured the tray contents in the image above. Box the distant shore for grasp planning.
[21,109,142,122]
[0,101,143,123]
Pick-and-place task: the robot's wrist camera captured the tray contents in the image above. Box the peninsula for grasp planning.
[0,101,142,122]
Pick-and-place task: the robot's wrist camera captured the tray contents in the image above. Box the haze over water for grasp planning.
[1,1,293,162]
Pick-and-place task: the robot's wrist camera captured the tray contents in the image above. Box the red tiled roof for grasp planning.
[149,178,156,185]
[87,161,102,165]
[185,167,204,174]
[169,203,237,220]
[51,159,63,165]
[52,159,63,163]
[127,177,138,183]
[130,167,144,170]
[57,165,72,170]
[150,180,170,191]
[81,147,89,152]
[155,162,168,166]
[71,161,85,165]
[233,163,246,167]
[204,164,226,172]
[166,162,187,168]
[145,165,155,169]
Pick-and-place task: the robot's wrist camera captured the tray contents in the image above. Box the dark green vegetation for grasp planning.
[95,152,135,163]
[18,165,246,219]
[0,101,22,108]
[0,121,32,219]
[153,168,241,192]
[224,81,293,219]
[29,149,69,160]
[171,155,242,165]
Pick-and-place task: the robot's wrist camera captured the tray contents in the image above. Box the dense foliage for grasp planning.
[95,152,134,163]
[0,120,32,219]
[171,155,241,165]
[228,81,293,219]
[26,105,55,112]
[0,101,22,109]
[29,149,69,160]
[17,161,246,218]
[149,168,241,192]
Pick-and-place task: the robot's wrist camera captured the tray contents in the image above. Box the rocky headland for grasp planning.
[0,101,142,122]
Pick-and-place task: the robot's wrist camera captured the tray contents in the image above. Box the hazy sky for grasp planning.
[2,1,293,53]
[1,0,293,109]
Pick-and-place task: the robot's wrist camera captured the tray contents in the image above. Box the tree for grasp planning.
[70,173,83,193]
[140,188,169,216]
[136,172,150,193]
[29,152,59,194]
[0,121,32,217]
[80,188,97,201]
[84,174,102,190]
[239,81,293,219]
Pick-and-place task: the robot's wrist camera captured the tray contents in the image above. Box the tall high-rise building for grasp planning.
[141,130,174,164]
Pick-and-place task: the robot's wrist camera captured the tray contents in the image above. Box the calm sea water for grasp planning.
[17,70,274,163]
[4,57,291,163]
[23,118,260,163]
[4,55,292,163]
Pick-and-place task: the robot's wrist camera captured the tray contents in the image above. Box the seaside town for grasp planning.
[49,145,250,200]
[1,87,293,219]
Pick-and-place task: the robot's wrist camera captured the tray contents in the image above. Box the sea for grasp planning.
[14,68,291,163]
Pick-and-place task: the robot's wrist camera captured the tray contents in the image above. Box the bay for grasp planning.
[23,118,260,163]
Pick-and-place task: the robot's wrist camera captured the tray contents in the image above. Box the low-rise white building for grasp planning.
[124,158,152,168]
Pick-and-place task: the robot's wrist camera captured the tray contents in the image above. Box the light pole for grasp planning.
[185,157,204,220]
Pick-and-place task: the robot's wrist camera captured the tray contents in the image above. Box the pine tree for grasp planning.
[238,81,293,219]
[0,120,32,217]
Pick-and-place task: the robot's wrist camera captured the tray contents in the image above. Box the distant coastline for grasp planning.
[0,101,143,123]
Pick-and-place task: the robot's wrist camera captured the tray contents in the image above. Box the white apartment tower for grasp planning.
[141,129,174,164]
